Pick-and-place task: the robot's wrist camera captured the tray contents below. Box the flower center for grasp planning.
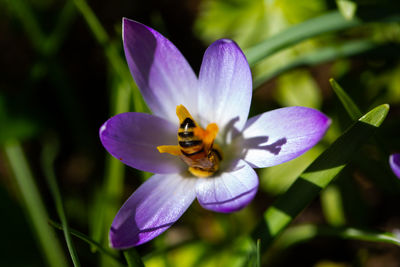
[157,105,222,178]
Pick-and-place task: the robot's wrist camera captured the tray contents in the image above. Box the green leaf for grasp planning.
[274,70,322,108]
[252,104,389,252]
[321,185,346,226]
[3,141,68,267]
[336,0,358,20]
[330,78,363,121]
[260,145,323,195]
[254,39,377,88]
[245,10,400,67]
[244,11,361,66]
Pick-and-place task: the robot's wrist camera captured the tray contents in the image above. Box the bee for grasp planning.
[158,105,222,177]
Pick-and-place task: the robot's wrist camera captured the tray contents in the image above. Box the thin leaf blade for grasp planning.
[330,78,363,120]
[252,104,389,251]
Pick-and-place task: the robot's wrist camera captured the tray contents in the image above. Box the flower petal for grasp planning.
[389,153,400,179]
[241,107,330,168]
[195,160,258,213]
[123,18,198,122]
[198,39,252,135]
[109,173,197,248]
[100,112,184,173]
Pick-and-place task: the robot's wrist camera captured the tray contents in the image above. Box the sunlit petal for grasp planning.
[110,173,197,248]
[196,160,258,213]
[241,107,330,168]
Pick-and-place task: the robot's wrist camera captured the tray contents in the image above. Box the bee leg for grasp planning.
[157,145,181,156]
[212,143,223,160]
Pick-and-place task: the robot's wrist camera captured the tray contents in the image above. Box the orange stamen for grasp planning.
[194,123,218,151]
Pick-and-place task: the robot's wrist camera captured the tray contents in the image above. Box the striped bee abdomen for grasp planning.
[178,117,205,157]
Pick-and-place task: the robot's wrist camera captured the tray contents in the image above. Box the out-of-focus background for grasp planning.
[1,0,400,266]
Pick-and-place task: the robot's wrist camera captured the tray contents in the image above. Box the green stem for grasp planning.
[3,141,68,267]
[123,249,145,267]
[49,220,126,267]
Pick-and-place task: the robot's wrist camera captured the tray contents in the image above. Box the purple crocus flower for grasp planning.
[389,153,400,178]
[99,18,331,249]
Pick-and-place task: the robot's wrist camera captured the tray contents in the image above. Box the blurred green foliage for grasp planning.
[1,0,400,266]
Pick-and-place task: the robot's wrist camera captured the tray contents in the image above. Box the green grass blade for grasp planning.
[3,141,68,267]
[330,78,363,121]
[256,239,261,267]
[325,227,400,245]
[245,10,400,67]
[72,0,146,113]
[252,104,389,252]
[123,249,145,267]
[254,40,377,88]
[41,139,81,267]
[72,0,108,45]
[43,1,77,56]
[3,0,45,51]
[49,220,126,266]
[71,0,129,260]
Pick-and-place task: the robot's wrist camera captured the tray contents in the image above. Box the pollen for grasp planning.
[157,104,223,178]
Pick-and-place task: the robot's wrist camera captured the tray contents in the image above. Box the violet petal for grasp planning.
[198,39,252,134]
[100,112,185,174]
[389,153,400,179]
[241,106,330,168]
[123,18,198,123]
[195,160,258,213]
[109,173,197,248]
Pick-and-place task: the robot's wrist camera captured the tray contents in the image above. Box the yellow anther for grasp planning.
[176,105,196,124]
[157,145,181,156]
